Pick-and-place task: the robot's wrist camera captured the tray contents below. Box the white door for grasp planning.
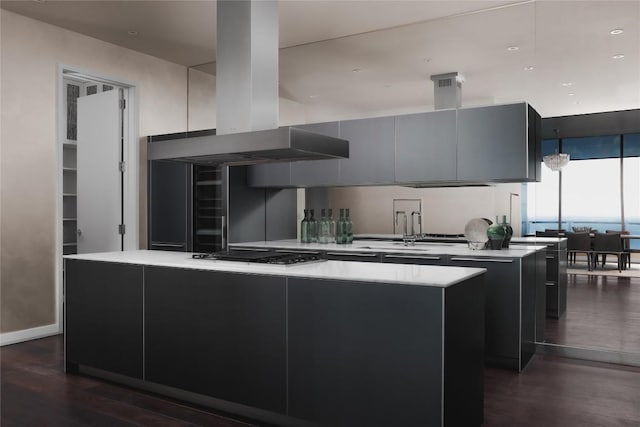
[77,90,123,253]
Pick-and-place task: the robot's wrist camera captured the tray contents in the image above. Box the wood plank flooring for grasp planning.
[545,274,640,353]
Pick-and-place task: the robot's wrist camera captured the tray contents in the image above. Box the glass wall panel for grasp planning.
[525,163,559,234]
[561,158,621,232]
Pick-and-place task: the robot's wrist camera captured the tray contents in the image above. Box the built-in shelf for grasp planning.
[63,193,77,197]
[63,167,77,172]
[63,218,77,221]
[63,141,78,148]
[63,242,77,247]
[196,229,222,236]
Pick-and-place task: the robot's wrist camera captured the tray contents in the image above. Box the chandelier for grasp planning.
[543,153,570,171]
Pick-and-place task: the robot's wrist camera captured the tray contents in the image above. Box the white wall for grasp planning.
[0,10,197,337]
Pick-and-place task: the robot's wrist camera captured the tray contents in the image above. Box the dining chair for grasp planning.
[566,232,593,270]
[604,230,631,269]
[593,232,625,272]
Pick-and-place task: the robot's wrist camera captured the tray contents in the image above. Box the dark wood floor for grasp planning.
[545,273,640,353]
[3,334,640,426]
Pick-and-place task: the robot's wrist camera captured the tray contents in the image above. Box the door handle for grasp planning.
[450,257,513,263]
[326,252,378,257]
[383,254,442,261]
[77,228,82,236]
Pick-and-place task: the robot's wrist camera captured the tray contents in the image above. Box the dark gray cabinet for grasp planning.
[457,103,535,182]
[148,160,192,251]
[338,116,395,185]
[144,267,287,413]
[65,259,143,378]
[288,276,484,427]
[290,121,342,187]
[395,110,457,183]
[247,162,291,187]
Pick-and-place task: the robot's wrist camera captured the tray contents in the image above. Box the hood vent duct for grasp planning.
[147,0,349,165]
[430,72,463,110]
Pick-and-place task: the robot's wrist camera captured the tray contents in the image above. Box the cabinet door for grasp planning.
[457,103,529,182]
[395,110,457,182]
[65,259,143,378]
[290,122,341,187]
[288,278,443,427]
[447,256,521,368]
[144,267,287,413]
[338,116,395,185]
[149,160,191,250]
[247,162,291,187]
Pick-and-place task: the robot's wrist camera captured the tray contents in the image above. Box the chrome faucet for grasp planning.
[411,211,422,238]
[395,210,416,246]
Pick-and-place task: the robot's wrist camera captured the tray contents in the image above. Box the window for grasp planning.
[525,133,639,242]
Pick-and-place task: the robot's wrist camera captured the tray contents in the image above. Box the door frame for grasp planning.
[56,64,139,334]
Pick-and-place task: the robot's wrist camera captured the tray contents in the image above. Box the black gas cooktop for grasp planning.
[192,250,324,265]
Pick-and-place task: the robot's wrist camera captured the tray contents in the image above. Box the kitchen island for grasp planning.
[231,239,546,371]
[64,250,485,427]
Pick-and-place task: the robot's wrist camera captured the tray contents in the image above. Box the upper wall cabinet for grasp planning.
[339,116,395,185]
[248,102,541,188]
[457,103,539,182]
[395,110,457,183]
[290,122,342,187]
[248,122,341,188]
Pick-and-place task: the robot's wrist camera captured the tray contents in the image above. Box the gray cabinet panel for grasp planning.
[265,188,297,241]
[288,278,444,427]
[145,267,287,413]
[65,260,143,378]
[148,160,191,250]
[338,117,395,185]
[395,110,457,182]
[457,103,529,182]
[290,122,341,187]
[247,162,291,187]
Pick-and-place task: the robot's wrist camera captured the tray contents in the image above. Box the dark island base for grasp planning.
[65,259,485,427]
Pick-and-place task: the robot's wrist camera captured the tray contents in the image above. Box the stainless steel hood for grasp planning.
[147,126,349,166]
[147,0,349,166]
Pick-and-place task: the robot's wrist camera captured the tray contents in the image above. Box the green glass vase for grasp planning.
[500,215,513,248]
[487,216,506,250]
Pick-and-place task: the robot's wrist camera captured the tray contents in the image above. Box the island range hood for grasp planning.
[147,1,348,166]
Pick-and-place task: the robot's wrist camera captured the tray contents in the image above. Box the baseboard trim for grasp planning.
[536,343,640,367]
[0,323,61,346]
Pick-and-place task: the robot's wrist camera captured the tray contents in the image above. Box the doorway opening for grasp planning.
[56,66,139,334]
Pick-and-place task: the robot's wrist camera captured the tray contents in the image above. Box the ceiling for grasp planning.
[2,0,639,119]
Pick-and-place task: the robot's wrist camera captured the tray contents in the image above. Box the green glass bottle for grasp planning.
[309,209,318,243]
[345,208,353,244]
[337,208,346,244]
[327,208,336,243]
[300,209,309,243]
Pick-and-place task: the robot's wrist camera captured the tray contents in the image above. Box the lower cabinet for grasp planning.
[288,277,484,427]
[144,267,287,413]
[65,259,144,378]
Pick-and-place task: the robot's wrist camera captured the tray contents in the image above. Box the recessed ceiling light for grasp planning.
[308,95,319,99]
[127,30,139,36]
[524,66,534,71]
[568,93,575,96]
[561,82,574,87]
[33,0,46,3]
[383,84,392,88]
[610,28,624,35]
[352,68,362,73]
[612,54,625,60]
[507,46,519,51]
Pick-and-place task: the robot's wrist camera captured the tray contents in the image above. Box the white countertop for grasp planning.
[64,250,485,288]
[231,239,545,258]
[356,233,566,245]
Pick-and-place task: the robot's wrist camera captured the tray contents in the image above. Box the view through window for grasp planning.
[524,133,640,249]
